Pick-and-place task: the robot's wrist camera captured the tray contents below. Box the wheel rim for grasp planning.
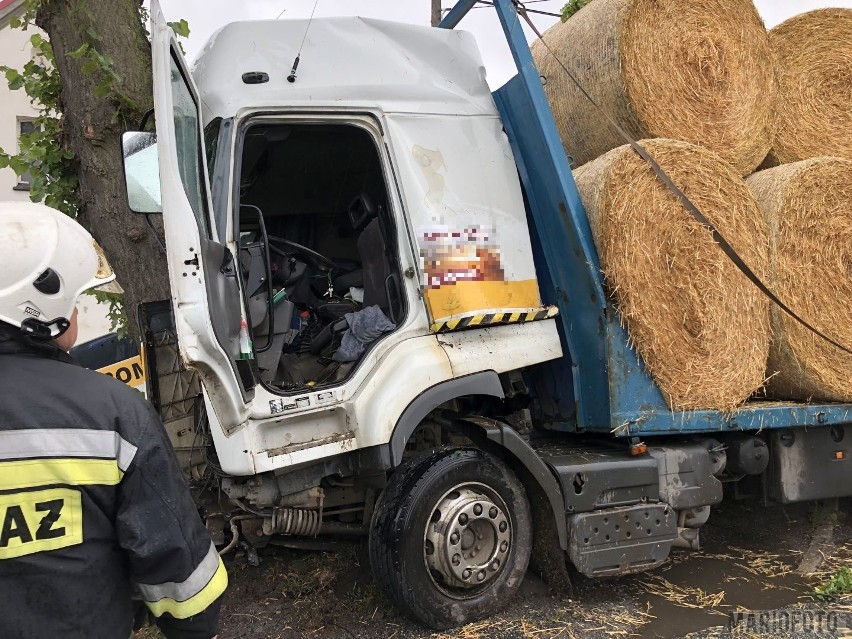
[423,482,512,598]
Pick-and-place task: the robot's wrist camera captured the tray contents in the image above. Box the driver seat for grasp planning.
[346,193,391,312]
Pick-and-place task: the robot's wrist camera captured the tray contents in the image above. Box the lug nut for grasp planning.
[459,513,468,525]
[491,559,501,570]
[450,532,460,545]
[489,506,498,518]
[452,554,461,566]
[462,568,472,579]
[499,521,508,533]
[477,570,487,581]
[473,503,482,516]
[500,541,509,552]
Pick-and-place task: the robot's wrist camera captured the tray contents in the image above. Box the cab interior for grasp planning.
[235,121,404,391]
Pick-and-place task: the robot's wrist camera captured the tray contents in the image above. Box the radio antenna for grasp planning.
[287,0,320,83]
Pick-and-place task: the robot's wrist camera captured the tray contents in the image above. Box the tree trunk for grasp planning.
[36,0,169,340]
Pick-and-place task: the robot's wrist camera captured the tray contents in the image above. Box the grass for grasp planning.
[133,624,164,639]
[812,566,852,601]
[277,561,337,600]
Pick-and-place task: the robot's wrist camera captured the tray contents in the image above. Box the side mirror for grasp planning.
[121,131,162,214]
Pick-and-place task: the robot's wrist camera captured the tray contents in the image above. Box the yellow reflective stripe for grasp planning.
[145,557,228,619]
[0,458,123,491]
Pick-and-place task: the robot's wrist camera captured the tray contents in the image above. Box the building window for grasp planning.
[13,119,35,191]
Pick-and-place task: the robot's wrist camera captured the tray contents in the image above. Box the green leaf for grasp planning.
[67,43,90,59]
[94,79,112,98]
[167,18,190,38]
[9,156,28,175]
[85,26,102,42]
[812,566,852,601]
[28,145,46,159]
[3,67,22,85]
[561,0,593,21]
[9,16,21,29]
[0,155,9,169]
[81,58,100,75]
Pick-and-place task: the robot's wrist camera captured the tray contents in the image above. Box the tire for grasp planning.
[369,447,532,629]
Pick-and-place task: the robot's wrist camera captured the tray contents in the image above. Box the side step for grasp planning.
[567,503,677,577]
[535,440,721,577]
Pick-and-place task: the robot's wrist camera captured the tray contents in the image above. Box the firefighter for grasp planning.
[0,202,226,639]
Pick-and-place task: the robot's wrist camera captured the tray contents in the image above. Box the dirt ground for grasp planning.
[137,498,852,639]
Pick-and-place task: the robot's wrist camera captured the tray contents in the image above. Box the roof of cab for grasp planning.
[191,17,498,122]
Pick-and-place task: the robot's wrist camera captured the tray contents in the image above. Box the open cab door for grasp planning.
[148,0,251,430]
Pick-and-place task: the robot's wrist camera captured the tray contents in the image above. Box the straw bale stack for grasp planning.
[746,157,852,402]
[532,0,775,176]
[766,9,852,166]
[574,139,770,411]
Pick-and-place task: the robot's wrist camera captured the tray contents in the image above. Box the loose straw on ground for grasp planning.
[747,157,852,402]
[532,0,775,175]
[574,139,770,411]
[766,9,852,166]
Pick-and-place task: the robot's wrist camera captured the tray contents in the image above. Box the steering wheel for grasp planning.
[267,236,337,274]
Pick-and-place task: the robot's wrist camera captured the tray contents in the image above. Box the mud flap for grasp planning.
[768,426,852,503]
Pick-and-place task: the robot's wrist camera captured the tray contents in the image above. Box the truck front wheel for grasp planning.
[369,448,532,629]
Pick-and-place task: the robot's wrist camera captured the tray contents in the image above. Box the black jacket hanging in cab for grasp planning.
[0,330,227,639]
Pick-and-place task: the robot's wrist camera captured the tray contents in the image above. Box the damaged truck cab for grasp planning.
[120,0,852,629]
[142,6,561,476]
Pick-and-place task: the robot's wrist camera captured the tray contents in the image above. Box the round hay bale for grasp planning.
[574,139,770,411]
[532,0,775,176]
[767,9,852,166]
[746,157,852,402]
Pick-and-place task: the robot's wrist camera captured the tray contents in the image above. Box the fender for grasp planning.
[388,372,567,549]
[454,415,568,550]
[389,371,504,466]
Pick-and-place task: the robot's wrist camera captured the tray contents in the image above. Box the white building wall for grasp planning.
[0,2,39,201]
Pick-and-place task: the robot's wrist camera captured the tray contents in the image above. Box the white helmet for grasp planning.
[0,202,115,339]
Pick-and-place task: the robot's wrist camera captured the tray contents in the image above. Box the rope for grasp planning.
[514,1,852,356]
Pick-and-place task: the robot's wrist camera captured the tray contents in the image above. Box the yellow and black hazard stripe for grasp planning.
[431,305,559,333]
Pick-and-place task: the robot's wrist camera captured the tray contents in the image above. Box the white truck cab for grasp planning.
[122,5,569,625]
[128,3,562,480]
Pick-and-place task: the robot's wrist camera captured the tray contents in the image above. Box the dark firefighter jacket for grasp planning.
[0,329,227,639]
